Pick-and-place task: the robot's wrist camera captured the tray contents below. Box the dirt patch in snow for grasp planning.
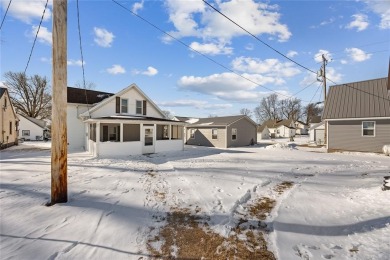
[248,197,276,220]
[274,181,294,195]
[147,208,276,260]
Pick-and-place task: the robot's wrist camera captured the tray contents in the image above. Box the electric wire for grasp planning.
[202,0,317,75]
[0,0,12,31]
[24,0,48,74]
[76,0,90,114]
[112,0,300,100]
[202,0,390,102]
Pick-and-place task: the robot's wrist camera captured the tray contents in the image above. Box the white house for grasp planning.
[294,120,309,135]
[68,84,185,157]
[275,124,295,138]
[257,125,270,140]
[18,114,47,141]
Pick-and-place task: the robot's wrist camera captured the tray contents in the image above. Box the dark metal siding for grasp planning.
[323,78,390,119]
[328,119,390,153]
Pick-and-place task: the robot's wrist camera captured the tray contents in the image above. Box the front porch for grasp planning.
[86,117,184,157]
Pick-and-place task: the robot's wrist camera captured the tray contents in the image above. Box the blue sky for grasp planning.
[1,0,389,119]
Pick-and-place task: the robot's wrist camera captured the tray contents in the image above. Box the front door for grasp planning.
[142,126,155,154]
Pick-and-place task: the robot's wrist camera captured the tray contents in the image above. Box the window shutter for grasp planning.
[116,97,120,113]
[143,100,147,115]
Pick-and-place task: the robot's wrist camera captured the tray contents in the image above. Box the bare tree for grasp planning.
[240,108,252,117]
[302,103,323,124]
[74,80,96,90]
[162,110,173,119]
[278,98,302,121]
[4,71,51,119]
[254,93,279,123]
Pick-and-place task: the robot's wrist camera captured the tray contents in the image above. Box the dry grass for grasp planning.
[274,181,294,195]
[147,208,275,260]
[146,181,296,259]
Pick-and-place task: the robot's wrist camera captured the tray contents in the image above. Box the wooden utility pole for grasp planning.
[321,54,328,145]
[51,0,67,204]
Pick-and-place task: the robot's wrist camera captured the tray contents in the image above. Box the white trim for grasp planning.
[231,128,237,141]
[325,117,390,121]
[362,121,376,137]
[135,100,143,115]
[326,121,329,150]
[121,98,128,114]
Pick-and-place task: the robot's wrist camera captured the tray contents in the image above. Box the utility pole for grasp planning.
[321,54,328,145]
[51,0,67,205]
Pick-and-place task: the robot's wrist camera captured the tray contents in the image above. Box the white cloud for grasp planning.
[345,48,372,62]
[158,99,232,110]
[133,66,158,76]
[346,14,369,31]
[189,41,233,55]
[164,0,291,54]
[0,81,5,88]
[286,51,298,58]
[67,59,85,66]
[245,43,254,51]
[231,57,301,78]
[132,0,144,14]
[2,0,52,24]
[93,27,114,47]
[340,59,348,64]
[31,25,52,45]
[178,72,288,103]
[313,50,332,63]
[106,64,126,75]
[363,1,390,29]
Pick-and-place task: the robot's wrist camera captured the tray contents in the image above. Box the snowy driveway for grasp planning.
[1,143,389,259]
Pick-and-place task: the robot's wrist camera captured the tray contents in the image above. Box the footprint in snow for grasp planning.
[322,254,335,259]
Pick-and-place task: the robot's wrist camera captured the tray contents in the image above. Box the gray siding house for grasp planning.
[322,77,390,153]
[186,115,257,148]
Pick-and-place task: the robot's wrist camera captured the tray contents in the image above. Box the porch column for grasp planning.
[120,123,123,142]
[96,122,100,156]
[168,124,171,140]
[140,123,143,144]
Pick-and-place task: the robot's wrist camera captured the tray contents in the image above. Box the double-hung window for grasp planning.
[136,100,142,114]
[362,121,375,137]
[121,99,128,113]
[190,129,195,139]
[232,128,237,140]
[212,128,218,139]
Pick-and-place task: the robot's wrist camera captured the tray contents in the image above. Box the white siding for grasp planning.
[155,139,184,153]
[98,141,142,157]
[67,104,89,150]
[18,116,44,140]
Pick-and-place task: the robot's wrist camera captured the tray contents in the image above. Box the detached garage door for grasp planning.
[315,129,325,145]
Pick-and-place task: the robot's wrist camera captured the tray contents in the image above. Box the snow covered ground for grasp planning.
[1,141,389,259]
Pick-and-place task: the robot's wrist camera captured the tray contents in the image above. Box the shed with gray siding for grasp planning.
[322,77,390,153]
[186,115,257,148]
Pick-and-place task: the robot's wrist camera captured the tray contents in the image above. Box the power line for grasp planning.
[291,80,317,98]
[203,0,390,102]
[202,0,317,75]
[0,0,12,31]
[112,0,299,100]
[24,0,49,74]
[309,83,322,104]
[76,0,90,111]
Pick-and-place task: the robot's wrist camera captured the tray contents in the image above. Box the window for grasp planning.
[101,123,120,142]
[157,125,169,140]
[190,129,195,139]
[123,124,140,142]
[89,124,96,141]
[121,99,128,113]
[362,121,375,136]
[171,125,183,140]
[9,122,12,134]
[22,130,30,136]
[212,128,217,139]
[232,128,237,140]
[136,100,142,114]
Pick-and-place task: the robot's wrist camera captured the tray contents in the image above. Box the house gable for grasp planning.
[81,84,165,119]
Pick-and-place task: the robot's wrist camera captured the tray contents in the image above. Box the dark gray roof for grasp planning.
[322,77,390,119]
[189,115,254,127]
[309,115,322,124]
[0,87,6,98]
[174,116,191,122]
[67,87,114,104]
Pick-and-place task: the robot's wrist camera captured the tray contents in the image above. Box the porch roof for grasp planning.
[85,115,185,124]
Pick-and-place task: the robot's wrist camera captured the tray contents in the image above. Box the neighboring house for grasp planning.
[322,77,390,153]
[309,121,325,145]
[294,120,309,135]
[257,125,270,140]
[67,87,114,150]
[18,114,47,141]
[0,87,18,149]
[70,83,185,157]
[275,124,295,138]
[262,119,278,138]
[186,115,257,148]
